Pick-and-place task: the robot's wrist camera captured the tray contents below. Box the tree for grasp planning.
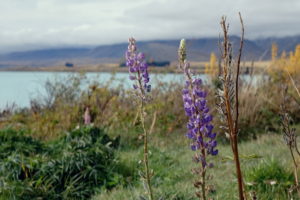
[271,43,278,62]
[205,52,218,76]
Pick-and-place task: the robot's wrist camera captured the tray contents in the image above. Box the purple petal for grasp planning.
[137,52,145,60]
[129,75,136,80]
[208,132,217,139]
[211,149,218,156]
[182,89,189,95]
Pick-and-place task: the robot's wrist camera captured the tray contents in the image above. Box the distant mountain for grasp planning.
[0,35,300,68]
[254,35,300,58]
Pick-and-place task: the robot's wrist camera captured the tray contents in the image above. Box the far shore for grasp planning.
[0,61,270,74]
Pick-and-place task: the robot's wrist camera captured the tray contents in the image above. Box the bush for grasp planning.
[0,129,46,159]
[0,127,122,200]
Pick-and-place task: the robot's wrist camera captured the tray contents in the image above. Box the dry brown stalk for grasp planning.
[218,13,246,200]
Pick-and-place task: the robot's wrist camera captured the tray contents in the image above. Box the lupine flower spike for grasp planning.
[126,38,151,99]
[179,39,218,200]
[126,37,154,200]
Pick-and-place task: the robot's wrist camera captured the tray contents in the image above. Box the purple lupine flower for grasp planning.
[182,74,218,167]
[179,39,218,199]
[125,38,151,99]
[126,37,154,199]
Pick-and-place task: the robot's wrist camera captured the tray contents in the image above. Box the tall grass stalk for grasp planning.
[280,85,300,196]
[217,13,246,200]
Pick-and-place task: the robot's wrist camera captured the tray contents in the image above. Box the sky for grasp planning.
[0,0,299,53]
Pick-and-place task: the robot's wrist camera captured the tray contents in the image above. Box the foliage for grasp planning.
[0,127,122,200]
[1,70,296,143]
[0,129,45,159]
[245,159,295,199]
[270,43,300,75]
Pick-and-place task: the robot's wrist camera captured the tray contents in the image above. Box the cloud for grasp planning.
[0,0,299,52]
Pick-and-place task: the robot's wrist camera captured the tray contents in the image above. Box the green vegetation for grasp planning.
[245,159,294,199]
[0,72,300,199]
[0,127,122,199]
[93,134,298,200]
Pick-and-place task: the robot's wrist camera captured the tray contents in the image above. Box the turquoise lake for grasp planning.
[0,71,262,109]
[0,72,188,108]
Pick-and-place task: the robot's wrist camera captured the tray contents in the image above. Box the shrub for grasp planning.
[0,129,46,159]
[0,127,122,200]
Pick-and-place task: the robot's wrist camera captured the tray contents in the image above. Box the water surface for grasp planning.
[0,71,262,109]
[0,72,187,108]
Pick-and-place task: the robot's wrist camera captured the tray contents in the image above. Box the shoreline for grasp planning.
[0,61,270,74]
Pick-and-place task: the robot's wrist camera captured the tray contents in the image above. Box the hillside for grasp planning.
[0,35,299,68]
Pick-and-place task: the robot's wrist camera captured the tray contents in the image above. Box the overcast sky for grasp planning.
[0,0,299,52]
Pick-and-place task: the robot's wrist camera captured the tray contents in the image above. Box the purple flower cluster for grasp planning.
[182,77,218,167]
[125,38,151,94]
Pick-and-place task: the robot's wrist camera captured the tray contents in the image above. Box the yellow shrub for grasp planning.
[205,52,218,76]
[270,44,300,75]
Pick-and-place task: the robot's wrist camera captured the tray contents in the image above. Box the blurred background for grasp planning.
[0,0,300,108]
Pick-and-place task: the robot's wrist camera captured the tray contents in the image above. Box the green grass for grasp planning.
[93,133,299,200]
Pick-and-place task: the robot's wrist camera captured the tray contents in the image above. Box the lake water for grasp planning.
[0,71,262,109]
[0,71,188,108]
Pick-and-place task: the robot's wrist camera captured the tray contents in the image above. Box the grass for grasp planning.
[93,132,298,200]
